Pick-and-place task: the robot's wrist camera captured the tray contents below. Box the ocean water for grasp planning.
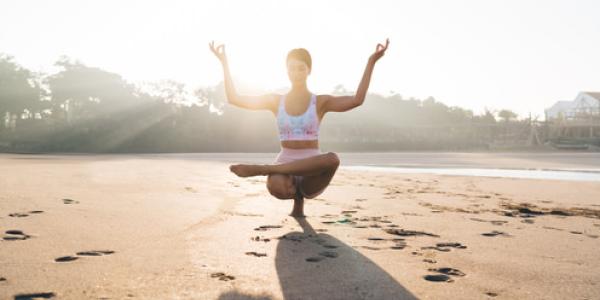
[342,165,600,182]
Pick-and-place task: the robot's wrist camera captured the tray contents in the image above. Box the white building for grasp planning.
[545,92,600,120]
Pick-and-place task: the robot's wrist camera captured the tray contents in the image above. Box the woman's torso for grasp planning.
[274,91,324,149]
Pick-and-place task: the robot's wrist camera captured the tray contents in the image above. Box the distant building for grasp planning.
[545,92,600,120]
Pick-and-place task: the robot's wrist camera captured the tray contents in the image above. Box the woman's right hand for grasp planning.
[209,41,227,64]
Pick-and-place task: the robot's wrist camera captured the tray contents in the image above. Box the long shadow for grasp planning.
[275,217,418,300]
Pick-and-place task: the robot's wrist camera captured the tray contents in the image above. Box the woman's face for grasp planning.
[287,59,310,84]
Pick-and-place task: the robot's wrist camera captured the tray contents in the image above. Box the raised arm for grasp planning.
[209,41,277,112]
[322,38,390,113]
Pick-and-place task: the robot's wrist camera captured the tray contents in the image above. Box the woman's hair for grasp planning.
[286,48,312,70]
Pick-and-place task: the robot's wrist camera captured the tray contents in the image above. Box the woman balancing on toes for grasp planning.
[209,39,390,217]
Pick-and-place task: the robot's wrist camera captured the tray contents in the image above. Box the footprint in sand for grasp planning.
[254,225,283,231]
[62,198,79,204]
[424,274,453,282]
[251,236,271,242]
[482,230,509,237]
[55,250,115,262]
[76,250,115,256]
[14,292,56,299]
[54,256,79,262]
[429,267,466,277]
[361,246,381,250]
[424,267,466,282]
[3,230,31,241]
[319,251,339,258]
[384,228,440,237]
[211,272,235,281]
[8,212,29,217]
[306,256,324,262]
[245,251,267,257]
[391,241,407,250]
[436,242,466,248]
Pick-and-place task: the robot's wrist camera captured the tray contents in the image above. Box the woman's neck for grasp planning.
[290,82,309,95]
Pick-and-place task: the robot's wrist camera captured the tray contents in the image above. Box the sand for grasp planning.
[1,154,599,299]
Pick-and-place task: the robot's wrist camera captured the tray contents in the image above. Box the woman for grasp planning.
[209,39,389,217]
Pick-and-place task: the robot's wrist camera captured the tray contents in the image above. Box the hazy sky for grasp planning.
[1,0,599,118]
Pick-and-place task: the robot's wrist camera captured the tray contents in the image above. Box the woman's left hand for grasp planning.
[369,38,390,63]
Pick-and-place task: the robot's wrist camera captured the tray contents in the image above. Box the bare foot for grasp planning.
[229,164,266,177]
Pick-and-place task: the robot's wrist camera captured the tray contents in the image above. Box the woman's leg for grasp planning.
[266,174,307,217]
[299,162,339,198]
[230,152,339,178]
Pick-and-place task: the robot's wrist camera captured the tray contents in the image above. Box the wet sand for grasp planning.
[1,153,599,299]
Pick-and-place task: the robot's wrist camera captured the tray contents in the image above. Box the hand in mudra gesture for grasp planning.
[209,41,227,63]
[369,38,390,63]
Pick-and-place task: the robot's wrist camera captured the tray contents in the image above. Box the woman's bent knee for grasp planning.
[325,152,340,168]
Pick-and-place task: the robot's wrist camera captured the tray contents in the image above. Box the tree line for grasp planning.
[0,53,524,153]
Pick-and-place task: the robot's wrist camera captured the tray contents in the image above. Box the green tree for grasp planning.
[0,54,43,129]
[498,109,517,122]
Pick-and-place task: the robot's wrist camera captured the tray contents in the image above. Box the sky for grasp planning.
[1,0,599,118]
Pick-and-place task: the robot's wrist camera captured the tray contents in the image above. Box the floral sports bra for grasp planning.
[277,93,320,141]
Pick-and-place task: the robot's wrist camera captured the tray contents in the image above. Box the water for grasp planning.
[342,165,600,182]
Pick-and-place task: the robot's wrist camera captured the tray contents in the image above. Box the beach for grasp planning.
[1,153,599,299]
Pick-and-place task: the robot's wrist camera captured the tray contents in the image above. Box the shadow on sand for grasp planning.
[275,217,417,299]
[218,217,418,300]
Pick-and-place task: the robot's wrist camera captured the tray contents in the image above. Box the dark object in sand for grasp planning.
[501,203,600,219]
[14,292,56,299]
[485,292,499,297]
[429,267,466,276]
[62,198,79,204]
[245,251,267,257]
[423,259,437,264]
[55,256,78,262]
[384,228,440,238]
[0,277,6,281]
[76,250,115,256]
[29,210,44,214]
[424,274,453,282]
